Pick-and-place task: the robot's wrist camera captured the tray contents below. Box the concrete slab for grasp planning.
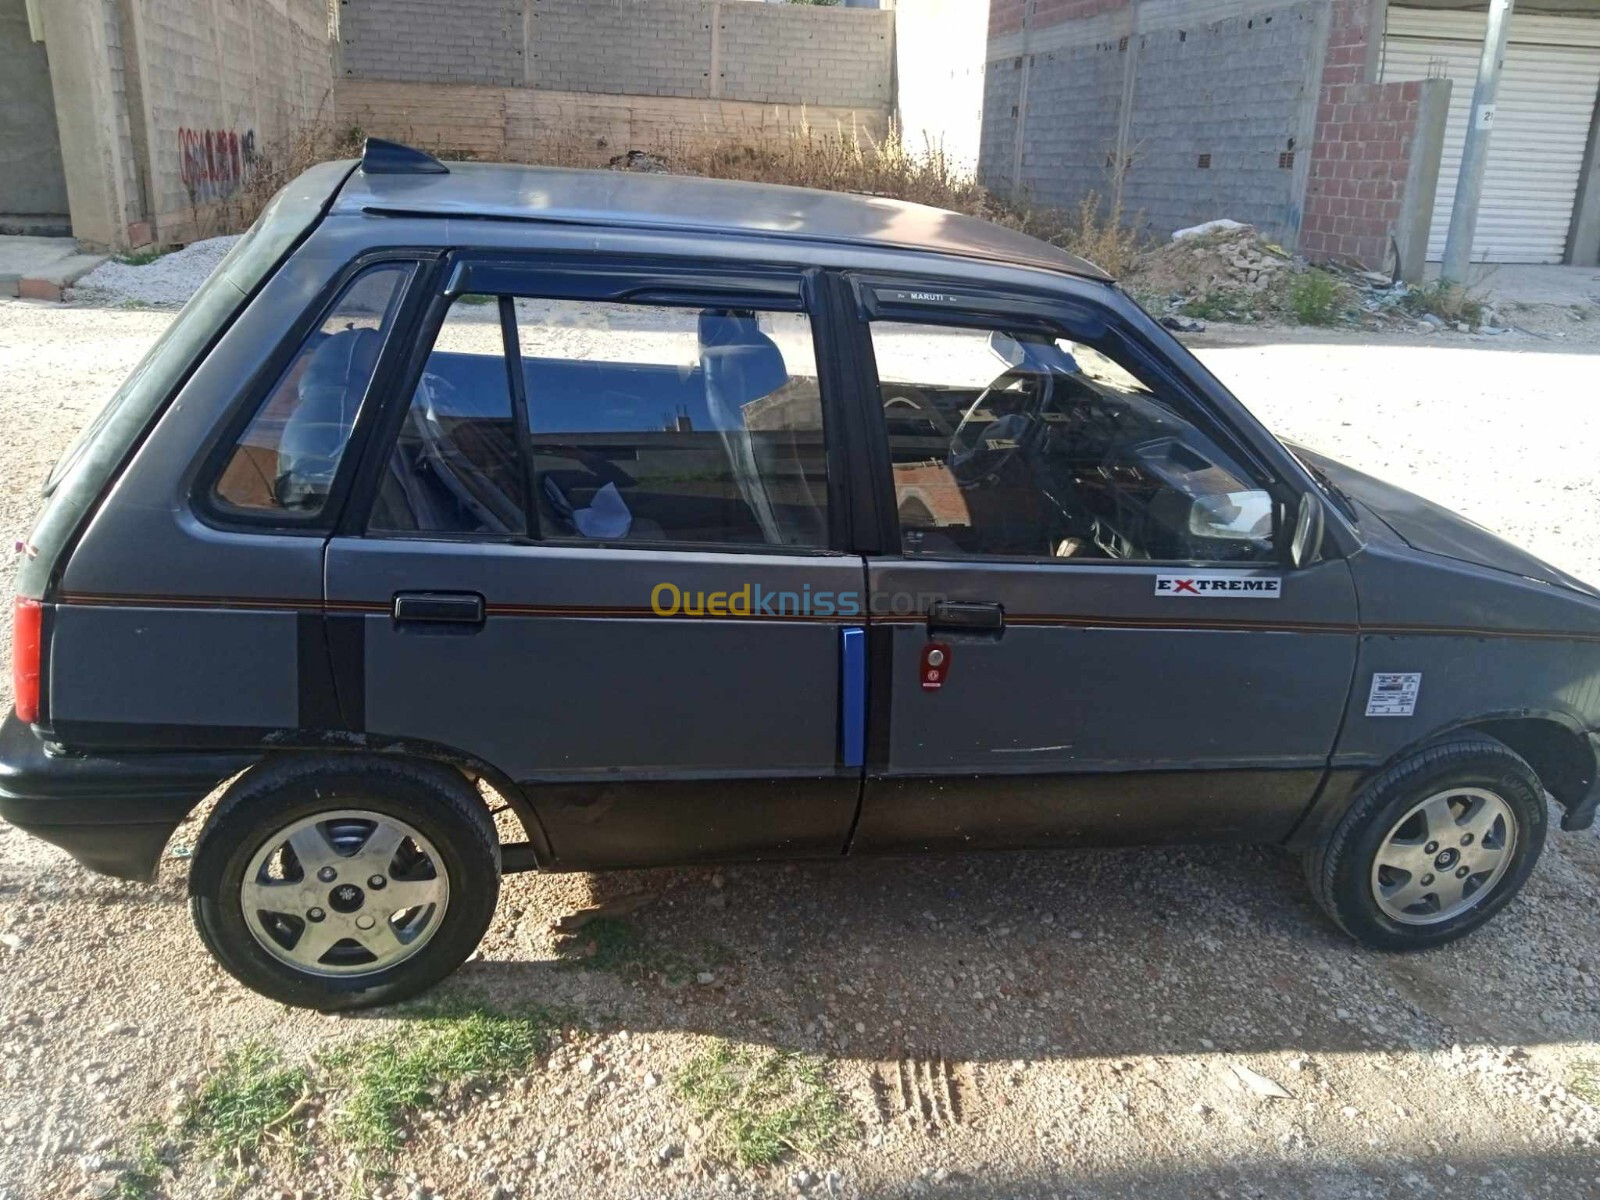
[0,235,107,300]
[1423,262,1600,308]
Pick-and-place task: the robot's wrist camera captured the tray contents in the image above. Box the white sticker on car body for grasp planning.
[1366,672,1422,717]
[1154,573,1281,598]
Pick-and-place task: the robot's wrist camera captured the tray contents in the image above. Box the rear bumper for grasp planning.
[0,713,255,881]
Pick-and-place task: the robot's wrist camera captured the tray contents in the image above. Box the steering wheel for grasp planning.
[948,373,1038,487]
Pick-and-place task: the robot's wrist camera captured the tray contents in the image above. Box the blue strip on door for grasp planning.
[840,626,866,769]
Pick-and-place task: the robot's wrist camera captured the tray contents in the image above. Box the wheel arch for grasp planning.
[153,736,552,882]
[1288,709,1598,850]
[242,739,551,867]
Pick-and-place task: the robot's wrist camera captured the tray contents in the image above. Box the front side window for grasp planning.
[871,321,1275,562]
[213,264,412,517]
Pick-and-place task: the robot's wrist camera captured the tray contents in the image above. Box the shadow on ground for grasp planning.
[366,837,1600,1067]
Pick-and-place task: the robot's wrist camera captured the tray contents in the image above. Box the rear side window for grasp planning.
[520,301,826,549]
[369,296,527,536]
[366,295,829,550]
[212,264,412,518]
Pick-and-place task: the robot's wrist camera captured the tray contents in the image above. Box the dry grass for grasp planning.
[193,115,1143,277]
[181,104,363,241]
[669,123,1144,276]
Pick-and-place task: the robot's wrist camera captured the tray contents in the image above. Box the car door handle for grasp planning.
[392,592,485,626]
[927,600,1005,635]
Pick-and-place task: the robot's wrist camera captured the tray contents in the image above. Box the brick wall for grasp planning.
[340,0,523,87]
[338,0,892,112]
[1299,0,1423,266]
[334,77,888,165]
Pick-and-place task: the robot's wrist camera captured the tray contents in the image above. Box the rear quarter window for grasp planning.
[212,263,413,519]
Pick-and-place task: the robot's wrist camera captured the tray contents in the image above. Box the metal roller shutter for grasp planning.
[1381,10,1600,263]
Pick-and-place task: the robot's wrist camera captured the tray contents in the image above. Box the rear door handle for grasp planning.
[392,592,485,626]
[927,600,1005,636]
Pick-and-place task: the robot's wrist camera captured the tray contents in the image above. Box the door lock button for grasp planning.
[921,642,951,691]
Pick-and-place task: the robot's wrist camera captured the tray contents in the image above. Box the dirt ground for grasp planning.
[1,298,1599,1200]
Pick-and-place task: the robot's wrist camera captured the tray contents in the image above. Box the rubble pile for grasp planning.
[1124,220,1511,335]
[1130,223,1297,304]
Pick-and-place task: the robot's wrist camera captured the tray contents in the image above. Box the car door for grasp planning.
[324,256,869,869]
[845,277,1360,852]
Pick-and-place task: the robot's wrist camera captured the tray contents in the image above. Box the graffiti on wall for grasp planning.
[177,127,258,202]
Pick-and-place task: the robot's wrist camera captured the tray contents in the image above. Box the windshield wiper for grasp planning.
[1301,459,1358,523]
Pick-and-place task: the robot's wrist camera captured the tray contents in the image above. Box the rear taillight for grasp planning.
[12,597,41,724]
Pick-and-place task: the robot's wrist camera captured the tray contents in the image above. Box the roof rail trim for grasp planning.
[361,138,449,176]
[356,205,1114,282]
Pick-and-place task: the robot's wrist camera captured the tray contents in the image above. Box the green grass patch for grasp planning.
[114,246,171,267]
[676,1042,850,1168]
[455,292,497,306]
[183,1043,310,1164]
[1178,289,1264,323]
[111,1123,172,1199]
[1570,1058,1600,1106]
[1402,280,1486,327]
[336,1008,554,1154]
[1287,269,1344,325]
[557,916,729,985]
[118,1004,559,1193]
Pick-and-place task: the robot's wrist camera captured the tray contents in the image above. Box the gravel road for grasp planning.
[1,297,1598,1200]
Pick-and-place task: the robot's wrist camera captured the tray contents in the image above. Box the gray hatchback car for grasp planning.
[4,140,1598,1010]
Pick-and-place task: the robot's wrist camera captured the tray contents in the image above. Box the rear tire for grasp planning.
[1306,736,1546,951]
[189,755,500,1010]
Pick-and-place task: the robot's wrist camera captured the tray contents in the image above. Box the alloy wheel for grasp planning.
[240,809,450,977]
[1370,787,1517,925]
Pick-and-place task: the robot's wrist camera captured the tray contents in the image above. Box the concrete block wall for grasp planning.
[1010,41,1124,212]
[337,0,892,112]
[340,0,524,87]
[335,77,888,166]
[36,0,334,249]
[134,0,334,237]
[1122,8,1324,241]
[976,53,1023,187]
[717,1,889,109]
[0,0,72,226]
[529,0,711,98]
[982,0,1326,248]
[103,1,144,232]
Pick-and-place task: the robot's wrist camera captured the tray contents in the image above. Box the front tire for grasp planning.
[189,755,500,1010]
[1306,736,1547,951]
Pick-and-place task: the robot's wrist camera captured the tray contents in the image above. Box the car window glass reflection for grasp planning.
[515,300,827,549]
[214,264,413,517]
[871,321,1275,562]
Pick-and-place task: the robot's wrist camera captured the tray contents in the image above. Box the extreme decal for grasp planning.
[1154,573,1282,599]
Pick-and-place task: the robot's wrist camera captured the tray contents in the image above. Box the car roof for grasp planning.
[332,158,1112,282]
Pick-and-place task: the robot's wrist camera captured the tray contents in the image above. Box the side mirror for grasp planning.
[1289,491,1325,568]
[1188,489,1273,542]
